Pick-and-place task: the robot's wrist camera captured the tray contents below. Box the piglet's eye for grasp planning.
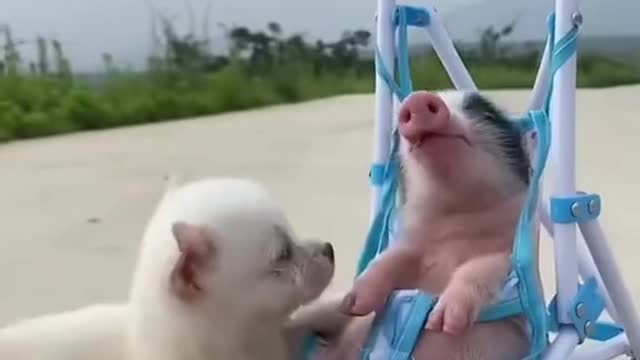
[483,111,496,120]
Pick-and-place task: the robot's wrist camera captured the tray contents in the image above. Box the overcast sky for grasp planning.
[3,0,480,72]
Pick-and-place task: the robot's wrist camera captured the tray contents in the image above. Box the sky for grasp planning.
[3,0,479,72]
[5,0,637,73]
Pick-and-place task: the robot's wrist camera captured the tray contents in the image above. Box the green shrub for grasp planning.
[0,21,639,143]
[60,87,114,130]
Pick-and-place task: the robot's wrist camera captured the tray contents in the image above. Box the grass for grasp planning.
[1,20,639,142]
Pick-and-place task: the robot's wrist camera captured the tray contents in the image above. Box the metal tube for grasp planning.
[371,0,396,223]
[568,333,631,360]
[543,327,581,359]
[527,36,552,111]
[422,4,476,91]
[579,219,640,357]
[550,0,580,325]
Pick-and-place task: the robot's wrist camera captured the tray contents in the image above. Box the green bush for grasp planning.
[0,20,639,143]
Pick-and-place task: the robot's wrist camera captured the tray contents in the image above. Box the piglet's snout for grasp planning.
[399,91,450,143]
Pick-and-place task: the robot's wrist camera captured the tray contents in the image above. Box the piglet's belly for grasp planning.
[315,315,530,360]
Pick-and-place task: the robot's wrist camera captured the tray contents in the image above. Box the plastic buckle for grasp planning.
[370,163,386,186]
[393,5,431,27]
[550,192,601,224]
[547,277,606,343]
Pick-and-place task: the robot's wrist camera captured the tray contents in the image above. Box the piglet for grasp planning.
[296,90,536,360]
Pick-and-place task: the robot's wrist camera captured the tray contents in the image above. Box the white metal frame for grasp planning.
[369,0,640,358]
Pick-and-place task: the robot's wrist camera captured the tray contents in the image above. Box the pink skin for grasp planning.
[398,90,467,146]
[305,90,533,359]
[397,91,473,181]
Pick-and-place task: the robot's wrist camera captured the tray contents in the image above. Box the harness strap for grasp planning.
[543,13,580,114]
[373,5,416,103]
[363,6,416,274]
[514,110,552,360]
[390,293,435,360]
[515,14,580,360]
[360,290,438,360]
[396,8,413,99]
[358,133,401,274]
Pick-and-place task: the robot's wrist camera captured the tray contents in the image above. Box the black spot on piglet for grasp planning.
[462,92,531,185]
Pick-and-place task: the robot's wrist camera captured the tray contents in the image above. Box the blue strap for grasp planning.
[360,291,437,360]
[515,116,536,133]
[299,41,401,360]
[375,47,408,101]
[543,13,580,114]
[478,298,526,322]
[299,334,317,359]
[357,133,401,275]
[360,290,526,360]
[390,292,435,360]
[309,32,406,351]
[373,6,419,103]
[513,110,553,360]
[357,12,430,358]
[369,163,386,186]
[396,8,413,98]
[362,6,413,273]
[362,4,416,275]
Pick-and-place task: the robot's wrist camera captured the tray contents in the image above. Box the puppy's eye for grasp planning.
[270,268,284,278]
[276,242,293,263]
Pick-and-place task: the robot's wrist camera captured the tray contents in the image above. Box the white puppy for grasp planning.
[0,177,336,360]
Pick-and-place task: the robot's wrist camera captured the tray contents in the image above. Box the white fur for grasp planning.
[0,304,129,360]
[0,176,334,360]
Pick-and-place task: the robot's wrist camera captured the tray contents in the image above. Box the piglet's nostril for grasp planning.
[321,242,334,263]
[427,102,439,114]
[399,108,411,124]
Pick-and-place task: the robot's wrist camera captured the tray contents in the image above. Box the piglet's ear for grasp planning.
[170,221,217,302]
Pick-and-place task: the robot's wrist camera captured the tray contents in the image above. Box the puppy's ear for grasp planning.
[170,221,217,302]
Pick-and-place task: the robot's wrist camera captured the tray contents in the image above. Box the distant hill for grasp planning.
[441,0,639,41]
[482,36,640,62]
[385,0,640,63]
[576,36,640,61]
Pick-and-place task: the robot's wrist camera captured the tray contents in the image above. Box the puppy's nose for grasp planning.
[321,242,334,263]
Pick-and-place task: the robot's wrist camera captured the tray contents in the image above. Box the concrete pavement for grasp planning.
[1,87,640,351]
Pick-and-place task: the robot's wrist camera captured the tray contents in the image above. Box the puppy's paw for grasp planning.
[288,295,350,334]
[339,279,390,317]
[425,284,481,335]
